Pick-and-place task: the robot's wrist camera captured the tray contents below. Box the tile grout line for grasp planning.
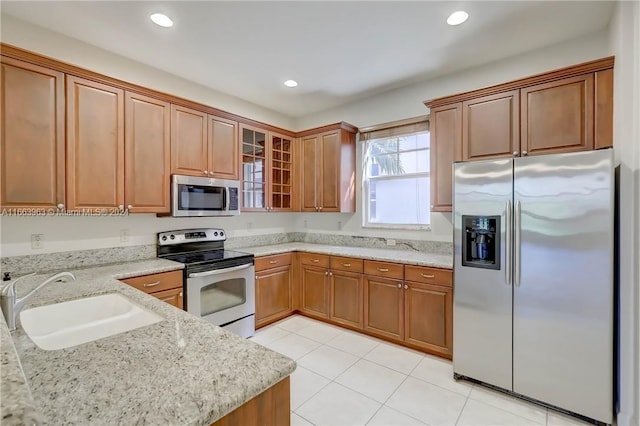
[454,394,470,426]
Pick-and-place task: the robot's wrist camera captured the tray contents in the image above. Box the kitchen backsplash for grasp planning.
[0,232,452,275]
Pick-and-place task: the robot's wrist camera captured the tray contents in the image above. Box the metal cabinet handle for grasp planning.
[209,171,214,176]
[203,170,208,175]
[179,292,183,297]
[312,259,320,263]
[328,272,333,276]
[420,273,435,278]
[127,205,132,209]
[505,200,512,286]
[118,205,124,210]
[522,150,528,156]
[319,207,323,211]
[397,283,402,288]
[513,151,518,156]
[325,271,328,276]
[143,281,161,288]
[378,268,389,272]
[57,203,64,209]
[269,260,278,264]
[255,275,259,280]
[404,284,408,290]
[342,263,351,267]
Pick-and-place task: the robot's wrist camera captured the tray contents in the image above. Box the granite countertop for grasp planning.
[239,242,453,269]
[0,259,295,425]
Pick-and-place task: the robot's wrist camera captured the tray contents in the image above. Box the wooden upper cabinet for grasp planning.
[66,75,124,209]
[209,115,239,180]
[171,104,208,177]
[429,103,461,212]
[300,134,319,212]
[1,57,65,209]
[595,69,613,149]
[521,74,594,156]
[240,124,268,211]
[125,92,170,213]
[299,126,356,213]
[462,90,519,160]
[270,132,294,211]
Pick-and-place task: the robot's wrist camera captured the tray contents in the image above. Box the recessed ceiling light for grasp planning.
[150,13,174,28]
[447,10,469,26]
[283,80,298,88]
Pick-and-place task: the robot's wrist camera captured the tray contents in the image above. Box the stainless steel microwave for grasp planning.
[171,175,240,217]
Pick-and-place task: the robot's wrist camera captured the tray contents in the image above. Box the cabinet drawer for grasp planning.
[330,256,364,273]
[255,253,293,271]
[299,252,330,268]
[364,260,404,280]
[120,270,183,294]
[404,265,452,287]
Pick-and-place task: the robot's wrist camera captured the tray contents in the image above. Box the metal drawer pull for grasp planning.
[143,281,161,288]
[342,263,351,267]
[404,284,409,290]
[269,260,278,264]
[397,283,401,288]
[378,268,389,272]
[312,259,320,263]
[420,273,435,278]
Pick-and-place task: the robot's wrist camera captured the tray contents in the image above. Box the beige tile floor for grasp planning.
[250,315,596,426]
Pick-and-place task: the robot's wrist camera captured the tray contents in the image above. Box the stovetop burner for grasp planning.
[163,249,253,266]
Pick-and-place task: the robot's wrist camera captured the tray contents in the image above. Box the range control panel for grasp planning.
[157,228,226,246]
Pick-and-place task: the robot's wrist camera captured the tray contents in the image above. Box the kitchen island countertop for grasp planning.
[0,258,295,425]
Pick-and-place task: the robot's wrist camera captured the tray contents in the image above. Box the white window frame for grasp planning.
[362,132,431,230]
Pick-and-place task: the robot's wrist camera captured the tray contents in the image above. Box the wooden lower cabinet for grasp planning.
[120,270,184,310]
[212,376,290,426]
[255,265,292,327]
[404,281,453,357]
[363,276,404,341]
[329,270,363,329]
[300,265,329,318]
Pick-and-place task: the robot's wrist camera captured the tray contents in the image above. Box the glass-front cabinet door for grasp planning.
[270,133,293,211]
[241,124,267,210]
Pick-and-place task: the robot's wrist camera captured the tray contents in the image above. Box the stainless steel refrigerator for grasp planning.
[453,149,614,424]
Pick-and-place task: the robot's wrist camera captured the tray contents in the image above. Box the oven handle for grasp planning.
[188,263,253,278]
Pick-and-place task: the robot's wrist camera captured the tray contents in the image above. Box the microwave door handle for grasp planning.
[188,263,252,278]
[225,187,230,212]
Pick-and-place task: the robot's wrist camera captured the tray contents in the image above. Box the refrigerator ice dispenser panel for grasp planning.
[462,215,500,270]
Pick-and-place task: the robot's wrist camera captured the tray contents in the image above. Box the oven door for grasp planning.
[186,263,255,330]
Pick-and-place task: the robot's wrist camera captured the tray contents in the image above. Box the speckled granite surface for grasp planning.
[1,259,295,425]
[296,233,453,255]
[240,243,453,269]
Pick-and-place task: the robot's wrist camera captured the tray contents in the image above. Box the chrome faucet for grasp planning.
[1,271,76,331]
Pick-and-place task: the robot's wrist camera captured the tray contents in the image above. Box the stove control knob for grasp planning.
[220,232,224,237]
[170,234,175,240]
[161,236,167,241]
[214,232,218,236]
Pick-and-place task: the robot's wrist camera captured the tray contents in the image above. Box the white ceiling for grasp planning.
[1,1,615,118]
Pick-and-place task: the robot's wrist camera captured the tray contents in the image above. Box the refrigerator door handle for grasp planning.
[514,200,522,286]
[505,200,512,286]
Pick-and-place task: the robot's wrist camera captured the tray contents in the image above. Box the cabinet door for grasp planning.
[319,131,340,211]
[1,58,65,208]
[66,75,124,209]
[404,281,452,357]
[209,115,239,180]
[430,103,461,212]
[364,276,404,341]
[256,265,292,327]
[300,265,329,318]
[171,104,208,177]
[152,287,184,310]
[300,135,319,212]
[241,124,268,211]
[125,92,170,213]
[521,74,594,156]
[330,270,363,329]
[270,132,294,211]
[462,91,519,160]
[594,69,613,149]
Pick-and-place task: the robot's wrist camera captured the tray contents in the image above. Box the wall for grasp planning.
[293,29,611,242]
[0,14,295,130]
[608,1,640,425]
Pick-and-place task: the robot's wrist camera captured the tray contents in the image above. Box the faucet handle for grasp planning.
[1,272,37,296]
[2,272,11,281]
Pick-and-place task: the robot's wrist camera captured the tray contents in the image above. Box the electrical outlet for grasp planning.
[120,229,130,243]
[31,234,44,249]
[386,239,396,246]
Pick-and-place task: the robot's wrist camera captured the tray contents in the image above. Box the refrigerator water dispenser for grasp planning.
[462,215,500,270]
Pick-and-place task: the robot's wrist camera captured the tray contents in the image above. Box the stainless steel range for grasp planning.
[157,228,255,338]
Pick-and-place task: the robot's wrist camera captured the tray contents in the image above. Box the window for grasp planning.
[362,120,430,228]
